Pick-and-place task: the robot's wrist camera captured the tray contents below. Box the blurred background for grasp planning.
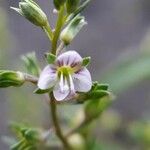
[0,0,150,149]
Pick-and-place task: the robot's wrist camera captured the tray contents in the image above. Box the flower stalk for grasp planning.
[43,22,53,41]
[49,93,72,150]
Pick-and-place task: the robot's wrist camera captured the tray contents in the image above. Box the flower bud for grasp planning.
[60,15,87,45]
[0,70,25,88]
[68,134,85,150]
[11,0,48,27]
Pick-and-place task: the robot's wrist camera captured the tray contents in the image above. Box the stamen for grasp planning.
[63,78,69,92]
[69,74,74,92]
[59,73,64,92]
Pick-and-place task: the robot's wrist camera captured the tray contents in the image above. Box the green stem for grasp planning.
[51,6,65,54]
[43,22,53,41]
[48,5,72,150]
[49,93,72,150]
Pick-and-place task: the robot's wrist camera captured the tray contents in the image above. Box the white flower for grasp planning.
[38,51,92,101]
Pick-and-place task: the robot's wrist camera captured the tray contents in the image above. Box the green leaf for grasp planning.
[76,82,111,104]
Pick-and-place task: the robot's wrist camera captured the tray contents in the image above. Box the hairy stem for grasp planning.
[23,73,38,84]
[49,93,72,150]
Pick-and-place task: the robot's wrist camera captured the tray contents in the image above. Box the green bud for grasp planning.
[66,0,80,14]
[53,0,66,10]
[0,70,25,88]
[60,15,87,45]
[11,0,48,27]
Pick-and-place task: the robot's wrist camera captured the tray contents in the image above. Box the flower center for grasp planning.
[57,66,73,78]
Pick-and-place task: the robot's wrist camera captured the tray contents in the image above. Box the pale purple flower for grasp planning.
[38,51,92,101]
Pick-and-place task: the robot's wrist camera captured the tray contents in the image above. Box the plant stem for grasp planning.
[23,73,38,84]
[49,93,72,150]
[43,22,53,41]
[48,5,72,150]
[51,6,65,54]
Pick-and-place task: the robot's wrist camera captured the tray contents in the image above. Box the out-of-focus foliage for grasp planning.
[129,120,150,149]
[101,31,150,94]
[21,52,40,76]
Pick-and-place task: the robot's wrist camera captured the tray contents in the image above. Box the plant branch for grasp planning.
[23,73,38,84]
[49,93,72,150]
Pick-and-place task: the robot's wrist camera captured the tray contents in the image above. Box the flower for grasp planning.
[38,51,92,101]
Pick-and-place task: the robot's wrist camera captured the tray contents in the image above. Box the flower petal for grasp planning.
[38,65,57,90]
[73,68,92,92]
[53,78,70,101]
[57,51,82,66]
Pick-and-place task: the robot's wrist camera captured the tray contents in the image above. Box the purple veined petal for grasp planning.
[73,68,92,92]
[38,65,57,90]
[56,51,82,66]
[53,77,70,101]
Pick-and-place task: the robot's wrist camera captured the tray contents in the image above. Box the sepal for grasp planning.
[45,53,56,64]
[34,88,51,94]
[82,57,91,67]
